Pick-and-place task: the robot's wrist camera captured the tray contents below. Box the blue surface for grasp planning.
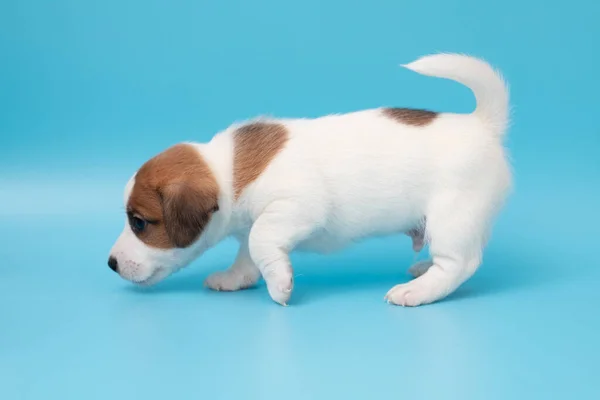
[1,1,599,399]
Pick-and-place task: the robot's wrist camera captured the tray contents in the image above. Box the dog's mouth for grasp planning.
[133,268,167,286]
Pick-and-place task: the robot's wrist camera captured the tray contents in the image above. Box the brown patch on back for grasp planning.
[127,144,219,249]
[382,107,438,126]
[233,122,289,199]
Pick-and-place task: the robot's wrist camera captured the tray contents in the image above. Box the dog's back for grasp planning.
[244,53,511,250]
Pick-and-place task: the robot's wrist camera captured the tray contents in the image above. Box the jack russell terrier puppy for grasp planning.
[108,53,511,307]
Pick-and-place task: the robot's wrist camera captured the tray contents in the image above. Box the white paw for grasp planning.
[384,280,437,307]
[204,269,259,292]
[265,272,293,306]
[385,267,451,307]
[408,259,434,278]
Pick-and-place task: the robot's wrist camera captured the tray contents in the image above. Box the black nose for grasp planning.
[108,256,119,272]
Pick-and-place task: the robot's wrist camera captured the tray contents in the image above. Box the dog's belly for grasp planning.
[295,211,417,254]
[295,232,351,254]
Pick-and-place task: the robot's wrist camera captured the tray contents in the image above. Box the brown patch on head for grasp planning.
[127,144,219,249]
[233,122,288,199]
[382,107,438,126]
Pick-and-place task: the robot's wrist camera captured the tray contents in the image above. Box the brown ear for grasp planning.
[160,182,218,248]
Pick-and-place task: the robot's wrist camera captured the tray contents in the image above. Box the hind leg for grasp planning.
[386,195,493,306]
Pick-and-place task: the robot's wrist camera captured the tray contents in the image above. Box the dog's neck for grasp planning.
[193,129,249,244]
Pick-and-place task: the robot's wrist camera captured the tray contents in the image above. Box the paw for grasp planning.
[408,259,433,278]
[384,280,437,307]
[204,269,259,292]
[385,267,451,307]
[265,272,293,306]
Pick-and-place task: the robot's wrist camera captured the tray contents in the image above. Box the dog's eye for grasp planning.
[130,216,147,233]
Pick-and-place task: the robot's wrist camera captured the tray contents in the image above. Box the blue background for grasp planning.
[1,1,599,399]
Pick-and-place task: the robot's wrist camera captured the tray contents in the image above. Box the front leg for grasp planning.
[249,201,317,306]
[204,237,261,291]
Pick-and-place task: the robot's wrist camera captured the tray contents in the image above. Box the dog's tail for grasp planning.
[403,53,510,138]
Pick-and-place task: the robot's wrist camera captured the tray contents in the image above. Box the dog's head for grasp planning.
[108,143,221,285]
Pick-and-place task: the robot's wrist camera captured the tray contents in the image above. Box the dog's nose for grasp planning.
[108,256,119,272]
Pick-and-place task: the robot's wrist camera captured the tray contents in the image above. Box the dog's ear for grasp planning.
[160,182,218,248]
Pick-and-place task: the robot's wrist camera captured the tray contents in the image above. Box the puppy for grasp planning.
[108,53,511,306]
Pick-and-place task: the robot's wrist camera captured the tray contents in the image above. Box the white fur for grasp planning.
[110,53,511,306]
